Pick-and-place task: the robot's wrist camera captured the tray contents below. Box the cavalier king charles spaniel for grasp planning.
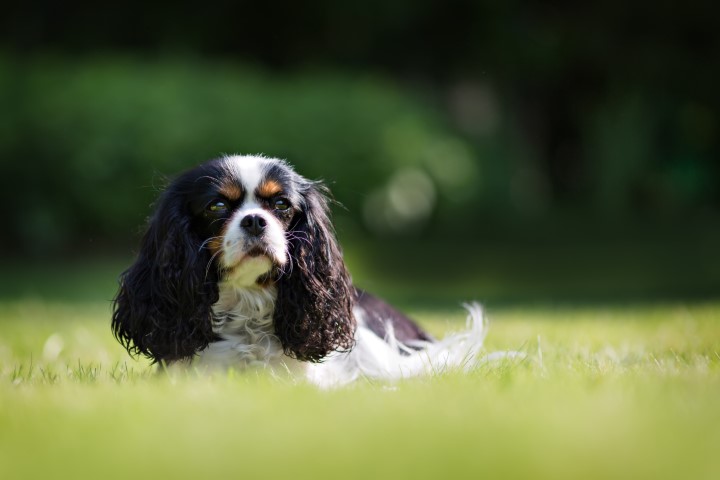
[112,154,489,387]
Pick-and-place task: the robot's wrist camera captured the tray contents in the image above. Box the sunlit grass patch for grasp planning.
[1,299,719,480]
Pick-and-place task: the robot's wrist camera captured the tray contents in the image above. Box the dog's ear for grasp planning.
[273,181,356,362]
[112,188,219,364]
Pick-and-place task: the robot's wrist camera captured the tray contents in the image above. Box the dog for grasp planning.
[112,154,488,387]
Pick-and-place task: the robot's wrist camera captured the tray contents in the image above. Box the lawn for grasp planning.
[1,261,719,479]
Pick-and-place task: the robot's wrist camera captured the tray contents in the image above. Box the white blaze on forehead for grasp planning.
[222,155,270,200]
[217,155,289,280]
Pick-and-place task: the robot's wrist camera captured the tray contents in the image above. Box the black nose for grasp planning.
[240,214,267,236]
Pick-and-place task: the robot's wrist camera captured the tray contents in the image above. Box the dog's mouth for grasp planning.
[227,243,279,269]
[241,238,287,265]
[220,237,286,281]
[220,245,277,287]
[244,245,268,258]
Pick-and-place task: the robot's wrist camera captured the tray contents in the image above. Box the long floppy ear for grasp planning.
[112,189,219,364]
[273,181,356,362]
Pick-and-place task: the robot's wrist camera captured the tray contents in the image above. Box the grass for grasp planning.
[1,257,719,479]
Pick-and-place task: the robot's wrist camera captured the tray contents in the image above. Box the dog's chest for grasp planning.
[199,285,287,367]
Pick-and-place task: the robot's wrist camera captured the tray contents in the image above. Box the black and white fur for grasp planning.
[112,155,489,388]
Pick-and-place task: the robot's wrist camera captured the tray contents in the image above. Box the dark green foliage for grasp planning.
[0,56,468,253]
[0,49,718,256]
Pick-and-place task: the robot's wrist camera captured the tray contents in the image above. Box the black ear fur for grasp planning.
[112,188,219,364]
[273,181,356,362]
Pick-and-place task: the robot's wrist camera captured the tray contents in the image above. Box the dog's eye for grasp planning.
[274,198,291,211]
[207,200,229,214]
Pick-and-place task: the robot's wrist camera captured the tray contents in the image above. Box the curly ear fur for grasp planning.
[273,181,356,362]
[112,188,219,364]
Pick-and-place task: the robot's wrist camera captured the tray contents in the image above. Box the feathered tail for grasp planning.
[306,303,515,388]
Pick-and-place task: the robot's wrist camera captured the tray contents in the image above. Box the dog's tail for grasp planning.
[307,303,521,388]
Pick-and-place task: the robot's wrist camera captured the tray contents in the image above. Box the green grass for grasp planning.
[1,294,719,480]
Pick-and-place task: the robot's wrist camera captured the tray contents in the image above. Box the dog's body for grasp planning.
[113,155,486,387]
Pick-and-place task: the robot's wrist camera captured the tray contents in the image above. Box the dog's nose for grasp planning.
[240,214,267,237]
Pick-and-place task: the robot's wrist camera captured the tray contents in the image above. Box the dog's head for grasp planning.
[112,155,356,363]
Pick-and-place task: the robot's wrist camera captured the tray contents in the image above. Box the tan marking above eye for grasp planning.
[256,179,283,198]
[218,182,243,201]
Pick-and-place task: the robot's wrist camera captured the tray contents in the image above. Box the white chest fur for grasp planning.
[196,283,293,370]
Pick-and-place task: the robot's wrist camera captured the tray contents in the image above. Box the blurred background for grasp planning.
[1,0,719,307]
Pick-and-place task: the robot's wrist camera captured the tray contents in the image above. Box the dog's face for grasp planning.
[184,157,301,286]
[113,155,356,364]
